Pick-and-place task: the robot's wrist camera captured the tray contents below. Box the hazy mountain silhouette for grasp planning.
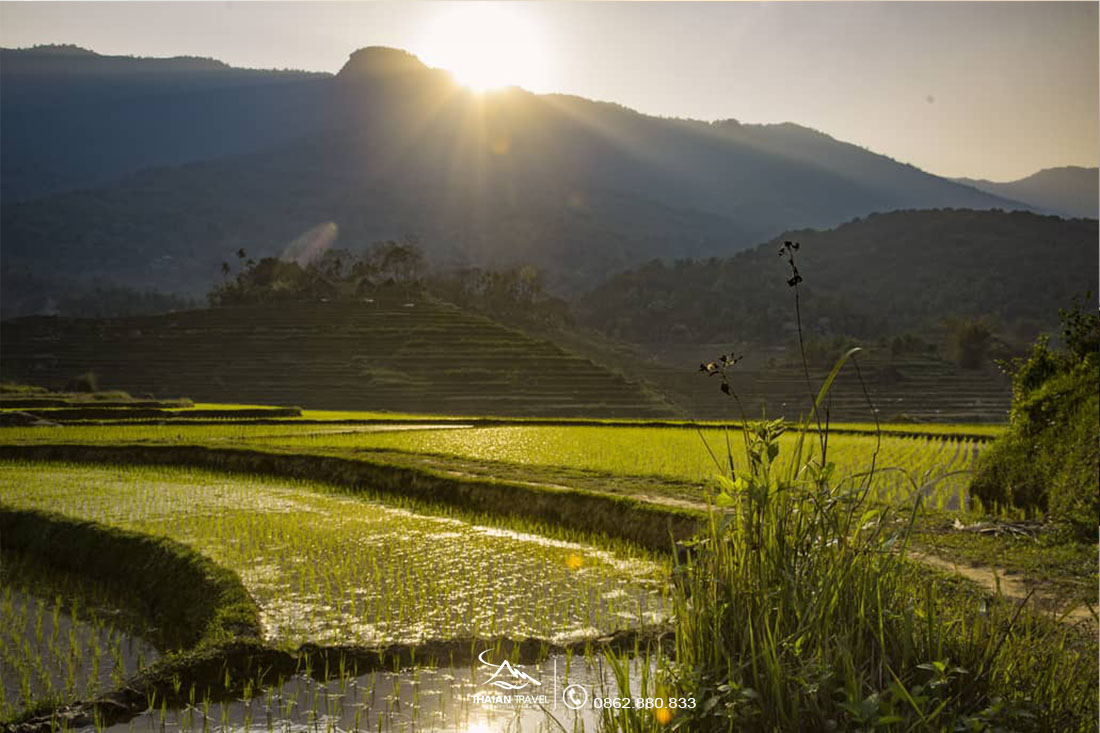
[953,167,1098,219]
[1,45,328,202]
[2,45,1035,314]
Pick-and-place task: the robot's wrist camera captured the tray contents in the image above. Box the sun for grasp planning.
[417,2,550,92]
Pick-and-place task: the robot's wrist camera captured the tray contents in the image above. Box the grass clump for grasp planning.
[970,297,1099,538]
[600,369,1095,730]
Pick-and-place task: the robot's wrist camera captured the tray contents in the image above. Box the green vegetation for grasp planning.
[970,299,1099,537]
[594,245,1097,730]
[580,210,1097,346]
[0,507,261,652]
[243,424,980,508]
[0,504,264,724]
[0,421,981,509]
[612,459,1096,729]
[0,332,1092,730]
[914,512,1099,608]
[210,240,573,330]
[0,463,668,649]
[602,364,1095,731]
[1,382,50,396]
[0,554,159,720]
[0,403,1094,730]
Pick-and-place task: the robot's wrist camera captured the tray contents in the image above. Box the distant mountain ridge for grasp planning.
[1,44,328,202]
[580,209,1098,345]
[953,167,1098,219]
[1,45,1036,315]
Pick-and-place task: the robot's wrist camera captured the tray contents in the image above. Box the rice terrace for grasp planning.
[1,3,1098,732]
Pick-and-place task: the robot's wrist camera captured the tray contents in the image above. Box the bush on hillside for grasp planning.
[64,371,99,393]
[969,298,1099,538]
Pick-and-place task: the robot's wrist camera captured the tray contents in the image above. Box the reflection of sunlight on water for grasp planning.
[107,653,656,733]
[0,464,670,649]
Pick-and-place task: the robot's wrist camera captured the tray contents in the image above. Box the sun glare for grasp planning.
[418,3,550,92]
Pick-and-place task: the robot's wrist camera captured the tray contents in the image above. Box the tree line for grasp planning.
[208,240,571,328]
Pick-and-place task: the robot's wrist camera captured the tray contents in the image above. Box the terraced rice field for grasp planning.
[251,425,979,505]
[0,421,983,509]
[0,299,676,418]
[632,345,1013,422]
[0,420,981,510]
[0,463,668,649]
[0,406,1035,730]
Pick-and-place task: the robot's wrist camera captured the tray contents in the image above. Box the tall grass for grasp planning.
[653,422,1095,729]
[603,242,1096,731]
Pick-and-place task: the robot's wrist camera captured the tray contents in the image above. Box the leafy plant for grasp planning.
[970,294,1099,536]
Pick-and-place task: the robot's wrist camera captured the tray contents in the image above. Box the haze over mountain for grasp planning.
[0,45,328,202]
[953,167,1098,220]
[1,45,1035,315]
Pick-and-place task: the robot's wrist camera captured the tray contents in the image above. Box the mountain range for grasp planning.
[0,44,1090,316]
[954,167,1098,220]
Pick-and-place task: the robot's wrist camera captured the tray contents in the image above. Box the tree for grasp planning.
[208,257,313,305]
[354,240,426,295]
[947,317,995,369]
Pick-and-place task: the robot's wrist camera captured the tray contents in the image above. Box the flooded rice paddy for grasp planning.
[0,463,669,648]
[0,422,979,508]
[107,652,655,733]
[0,583,158,720]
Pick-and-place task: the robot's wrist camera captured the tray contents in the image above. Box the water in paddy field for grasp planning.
[0,589,159,719]
[0,464,671,648]
[105,653,658,732]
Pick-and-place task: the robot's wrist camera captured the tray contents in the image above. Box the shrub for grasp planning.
[63,371,99,393]
[947,316,998,369]
[969,298,1099,537]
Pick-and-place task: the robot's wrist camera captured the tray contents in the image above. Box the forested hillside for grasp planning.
[580,209,1097,345]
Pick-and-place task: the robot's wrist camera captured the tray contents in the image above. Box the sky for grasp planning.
[1,1,1096,181]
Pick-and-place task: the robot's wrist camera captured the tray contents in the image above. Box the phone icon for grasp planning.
[563,684,588,710]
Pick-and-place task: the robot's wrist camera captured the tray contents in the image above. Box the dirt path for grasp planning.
[909,551,1097,627]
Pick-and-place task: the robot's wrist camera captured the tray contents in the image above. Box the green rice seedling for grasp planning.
[0,415,986,509]
[0,462,668,648]
[0,556,159,722]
